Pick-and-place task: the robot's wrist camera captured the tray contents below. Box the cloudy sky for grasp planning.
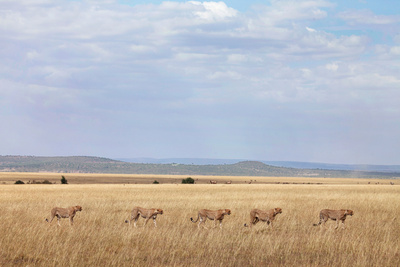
[1,0,399,164]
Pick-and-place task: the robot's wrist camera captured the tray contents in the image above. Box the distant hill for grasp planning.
[117,158,400,173]
[0,156,119,172]
[264,161,400,173]
[116,157,243,165]
[1,155,399,179]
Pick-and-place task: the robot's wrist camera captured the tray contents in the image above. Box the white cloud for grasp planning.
[390,46,400,55]
[130,45,156,53]
[306,27,316,32]
[0,1,399,164]
[338,10,400,25]
[208,70,242,80]
[227,54,248,63]
[264,0,332,23]
[190,1,238,21]
[26,50,40,60]
[394,34,400,44]
[0,1,383,98]
[325,62,338,71]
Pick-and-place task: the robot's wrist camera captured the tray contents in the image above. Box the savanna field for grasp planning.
[0,173,399,266]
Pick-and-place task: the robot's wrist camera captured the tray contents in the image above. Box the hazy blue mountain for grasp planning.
[1,156,399,177]
[116,158,400,173]
[115,157,244,165]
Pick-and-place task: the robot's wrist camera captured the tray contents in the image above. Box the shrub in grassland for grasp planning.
[61,176,68,184]
[182,177,195,184]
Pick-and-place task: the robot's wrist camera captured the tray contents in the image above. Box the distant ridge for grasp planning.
[117,157,400,173]
[1,155,399,178]
[116,157,243,165]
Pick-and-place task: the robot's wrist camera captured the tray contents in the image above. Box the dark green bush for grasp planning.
[15,180,25,184]
[153,180,160,184]
[30,180,53,184]
[61,176,68,184]
[182,177,195,184]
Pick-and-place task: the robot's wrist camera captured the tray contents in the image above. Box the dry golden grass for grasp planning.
[1,182,399,266]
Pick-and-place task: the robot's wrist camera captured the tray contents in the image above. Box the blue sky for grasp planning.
[1,0,400,164]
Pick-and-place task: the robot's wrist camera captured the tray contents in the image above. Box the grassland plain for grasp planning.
[0,171,396,185]
[1,182,399,266]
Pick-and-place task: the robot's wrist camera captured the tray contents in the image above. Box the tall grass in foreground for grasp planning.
[0,184,399,266]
